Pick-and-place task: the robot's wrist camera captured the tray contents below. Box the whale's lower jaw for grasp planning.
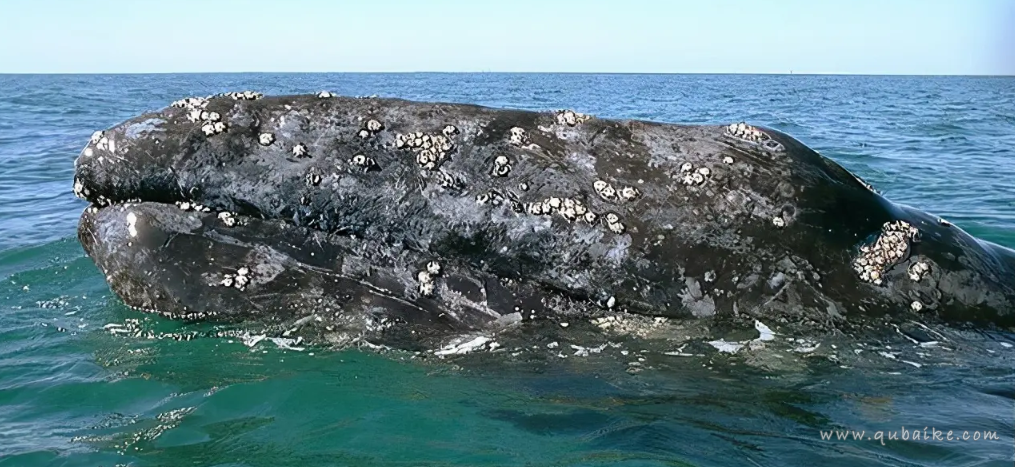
[77,201,544,350]
[72,92,1015,350]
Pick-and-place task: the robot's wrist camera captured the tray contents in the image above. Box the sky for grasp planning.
[0,0,1012,75]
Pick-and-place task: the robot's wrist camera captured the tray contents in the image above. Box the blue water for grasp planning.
[1,73,1013,467]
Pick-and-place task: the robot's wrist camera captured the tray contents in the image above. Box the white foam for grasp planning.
[754,320,776,341]
[708,339,744,353]
[435,336,491,356]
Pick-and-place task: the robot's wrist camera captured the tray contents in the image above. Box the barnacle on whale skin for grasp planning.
[258,133,275,146]
[852,220,921,286]
[724,122,784,151]
[397,131,457,170]
[508,127,528,146]
[365,119,384,133]
[491,154,511,177]
[304,170,322,187]
[604,212,626,234]
[555,109,592,127]
[217,211,238,227]
[171,96,209,110]
[224,90,262,100]
[426,261,442,276]
[351,154,379,171]
[908,261,930,281]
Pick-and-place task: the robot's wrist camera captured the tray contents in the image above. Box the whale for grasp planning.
[71,91,1015,351]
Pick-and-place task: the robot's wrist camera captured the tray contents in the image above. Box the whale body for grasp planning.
[72,92,1015,350]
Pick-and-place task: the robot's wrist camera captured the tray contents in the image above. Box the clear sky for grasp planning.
[1,0,1012,75]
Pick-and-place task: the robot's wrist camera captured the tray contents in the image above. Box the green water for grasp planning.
[1,73,1013,466]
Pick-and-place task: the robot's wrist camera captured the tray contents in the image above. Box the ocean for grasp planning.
[0,73,1013,467]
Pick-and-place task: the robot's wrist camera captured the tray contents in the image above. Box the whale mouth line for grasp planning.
[72,92,1015,352]
[77,195,545,351]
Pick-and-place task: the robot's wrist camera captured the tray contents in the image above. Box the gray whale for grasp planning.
[72,92,1015,350]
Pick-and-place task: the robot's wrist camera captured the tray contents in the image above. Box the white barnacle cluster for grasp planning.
[225,91,263,100]
[908,261,930,281]
[186,109,219,124]
[772,216,786,228]
[126,211,139,238]
[593,179,616,200]
[910,300,924,312]
[426,260,442,276]
[508,127,528,146]
[442,125,459,137]
[292,143,309,158]
[305,170,322,187]
[175,201,211,212]
[358,118,385,139]
[73,178,89,199]
[593,179,640,202]
[217,211,238,227]
[219,266,251,291]
[350,154,378,170]
[88,129,115,153]
[198,111,227,136]
[724,122,784,151]
[258,132,275,146]
[679,163,711,186]
[603,212,626,234]
[852,220,921,285]
[317,90,334,98]
[431,170,462,190]
[723,156,734,164]
[417,262,441,297]
[395,131,456,170]
[171,96,227,135]
[492,155,512,177]
[525,196,593,224]
[171,96,209,111]
[554,109,592,127]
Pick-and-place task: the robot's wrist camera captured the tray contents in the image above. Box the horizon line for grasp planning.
[2,71,1013,78]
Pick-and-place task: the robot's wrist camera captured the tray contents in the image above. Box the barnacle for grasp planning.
[554,109,592,127]
[426,261,442,276]
[508,127,528,146]
[852,221,921,286]
[724,122,784,151]
[217,212,237,227]
[397,131,456,170]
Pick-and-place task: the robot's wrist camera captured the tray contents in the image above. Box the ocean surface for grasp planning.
[0,73,1013,467]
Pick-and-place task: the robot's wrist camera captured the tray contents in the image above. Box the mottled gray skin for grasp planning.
[73,93,1015,349]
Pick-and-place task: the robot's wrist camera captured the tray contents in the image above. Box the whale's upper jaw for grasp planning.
[72,92,1015,349]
